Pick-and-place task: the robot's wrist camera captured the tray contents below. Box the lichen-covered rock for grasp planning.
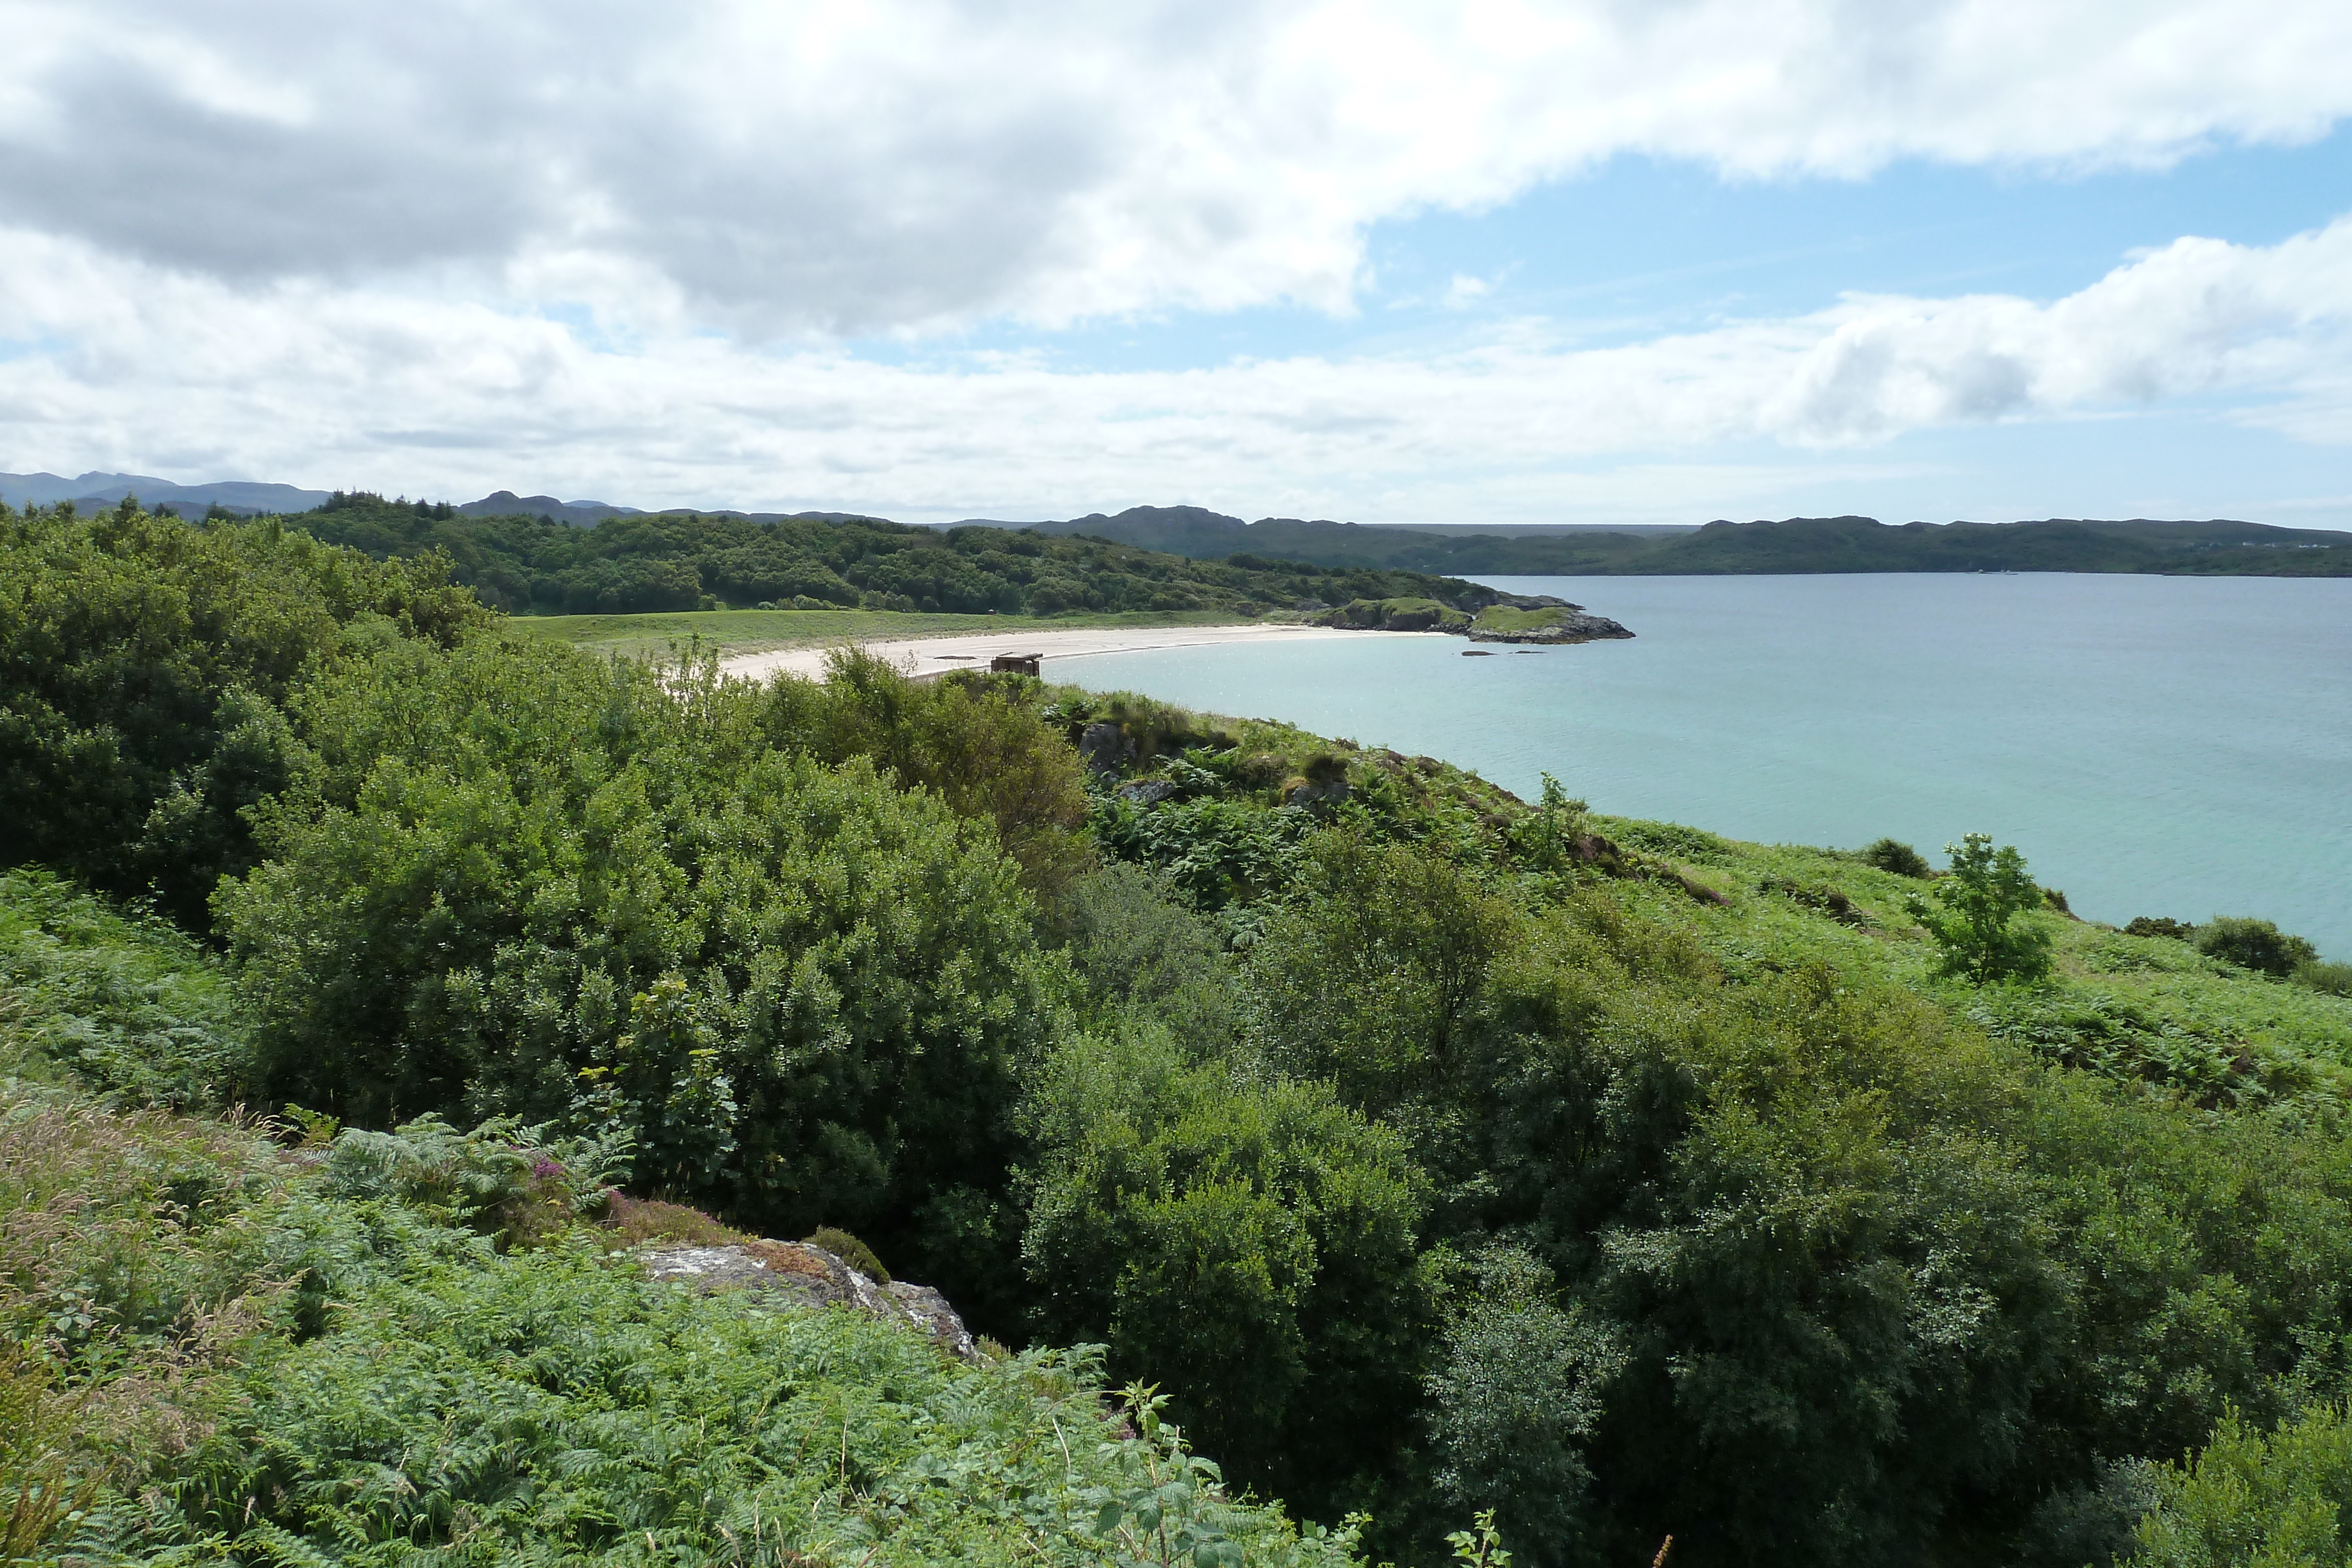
[642,1239,978,1360]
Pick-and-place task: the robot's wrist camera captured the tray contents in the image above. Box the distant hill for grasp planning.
[0,470,333,516]
[453,491,892,528]
[1014,505,2352,576]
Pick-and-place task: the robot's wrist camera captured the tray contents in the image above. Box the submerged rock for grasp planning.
[642,1239,978,1360]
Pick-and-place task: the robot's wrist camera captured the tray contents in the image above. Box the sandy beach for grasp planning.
[719,621,1424,684]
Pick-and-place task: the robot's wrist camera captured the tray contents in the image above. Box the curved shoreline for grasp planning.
[719,621,1426,683]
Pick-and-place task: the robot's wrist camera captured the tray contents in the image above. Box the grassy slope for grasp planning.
[514,606,1260,657]
[1585,818,2352,1102]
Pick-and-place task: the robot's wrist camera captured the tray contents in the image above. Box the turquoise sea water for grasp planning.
[1057,574,2352,958]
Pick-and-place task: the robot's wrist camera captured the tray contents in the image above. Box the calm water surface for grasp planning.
[1058,574,2352,957]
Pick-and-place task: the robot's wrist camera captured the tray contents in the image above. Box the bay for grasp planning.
[1057,573,2352,958]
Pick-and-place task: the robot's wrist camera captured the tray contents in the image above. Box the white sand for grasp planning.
[719,621,1423,684]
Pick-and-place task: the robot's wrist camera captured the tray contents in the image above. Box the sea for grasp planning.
[1056,573,2352,959]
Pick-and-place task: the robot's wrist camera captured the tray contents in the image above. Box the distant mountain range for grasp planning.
[8,474,2347,576]
[0,470,336,515]
[0,474,883,528]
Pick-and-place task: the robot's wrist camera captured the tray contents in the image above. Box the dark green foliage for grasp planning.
[2195,917,2321,978]
[806,1224,890,1282]
[1244,832,1514,1118]
[1908,833,2057,984]
[1020,1027,1431,1523]
[1863,837,1933,877]
[1057,861,1240,1047]
[2126,916,2197,940]
[761,650,1093,894]
[296,489,1496,617]
[215,637,1053,1247]
[0,500,490,924]
[1423,1248,1623,1566]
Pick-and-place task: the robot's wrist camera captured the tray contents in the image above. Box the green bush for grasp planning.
[1907,833,2056,984]
[1424,1248,1623,1566]
[1020,1025,1429,1522]
[2126,915,2196,940]
[215,636,1054,1245]
[0,500,488,925]
[1862,837,1933,877]
[2126,1405,2352,1567]
[1244,830,1514,1118]
[2195,917,2320,978]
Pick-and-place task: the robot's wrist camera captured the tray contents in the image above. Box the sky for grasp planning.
[2,0,2351,527]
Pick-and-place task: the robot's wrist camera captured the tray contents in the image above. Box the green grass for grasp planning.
[1469,604,1573,635]
[512,606,1262,658]
[1580,815,2352,1105]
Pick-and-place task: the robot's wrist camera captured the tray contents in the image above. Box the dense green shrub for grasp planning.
[2125,1406,2352,1567]
[2126,916,2196,940]
[2296,959,2352,997]
[805,1223,890,1281]
[1244,831,1515,1119]
[1863,837,1933,877]
[215,637,1054,1252]
[1423,1248,1623,1566]
[0,500,488,925]
[2196,917,2320,978]
[1020,1026,1431,1523]
[1056,860,1240,1047]
[761,650,1093,894]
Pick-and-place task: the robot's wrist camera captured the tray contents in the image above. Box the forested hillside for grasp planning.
[1030,506,2352,577]
[7,496,2352,1567]
[289,490,1492,617]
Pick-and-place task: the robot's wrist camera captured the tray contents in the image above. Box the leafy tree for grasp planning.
[1244,830,1515,1118]
[0,500,487,925]
[2194,917,2319,979]
[1020,1026,1431,1523]
[1424,1248,1625,1567]
[215,637,1053,1253]
[1907,833,2055,984]
[2126,1406,2352,1567]
[761,649,1092,895]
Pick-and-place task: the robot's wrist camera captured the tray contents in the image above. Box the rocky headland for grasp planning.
[1306,591,1634,644]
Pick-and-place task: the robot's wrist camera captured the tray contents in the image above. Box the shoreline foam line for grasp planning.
[719,621,1424,683]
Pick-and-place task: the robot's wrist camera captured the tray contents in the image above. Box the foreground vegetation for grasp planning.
[7,496,2352,1566]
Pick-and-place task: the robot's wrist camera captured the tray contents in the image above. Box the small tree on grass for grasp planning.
[1907,833,2053,984]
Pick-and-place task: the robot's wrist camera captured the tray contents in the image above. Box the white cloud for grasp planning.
[2,0,2348,329]
[4,216,2348,522]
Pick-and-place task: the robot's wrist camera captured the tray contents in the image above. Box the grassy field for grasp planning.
[511,606,1258,657]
